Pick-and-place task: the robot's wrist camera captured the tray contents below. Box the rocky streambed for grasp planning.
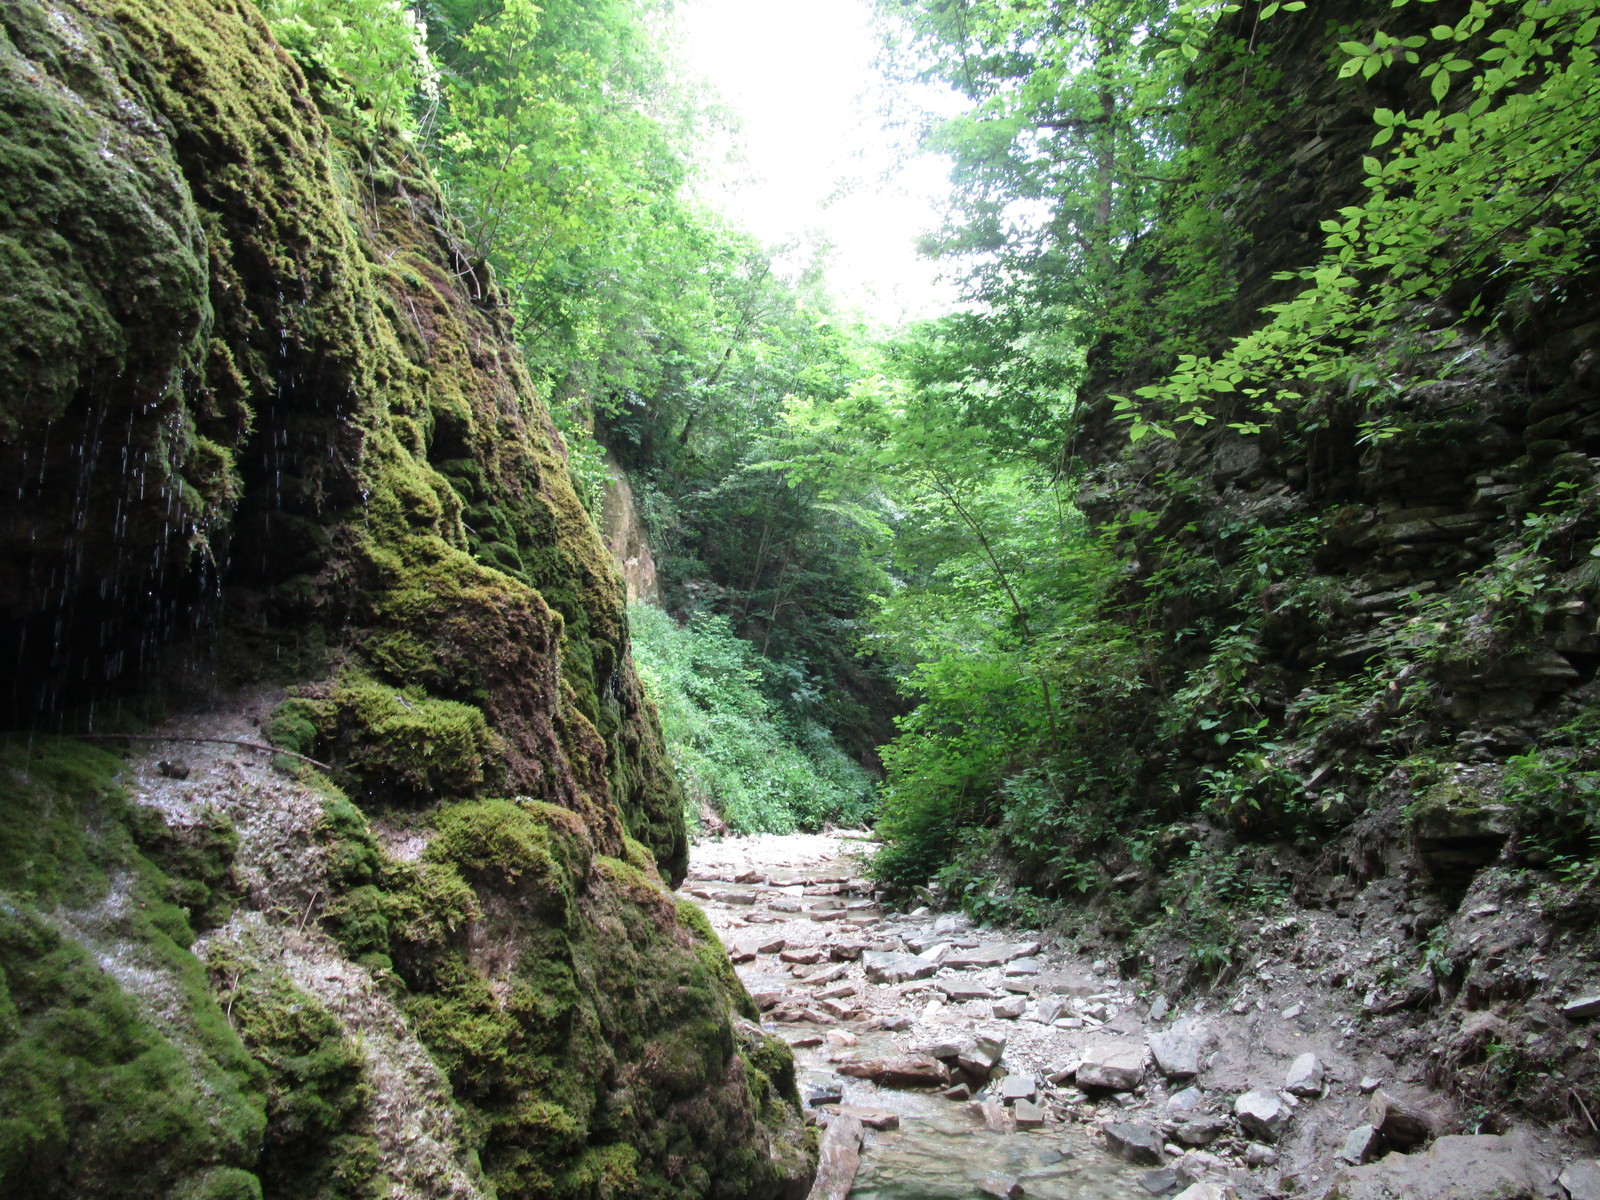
[681,833,1600,1200]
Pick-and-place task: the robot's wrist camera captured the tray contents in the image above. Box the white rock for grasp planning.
[1285,1051,1324,1097]
[1234,1089,1291,1142]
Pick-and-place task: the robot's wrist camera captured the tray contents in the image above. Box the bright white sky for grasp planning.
[677,0,962,327]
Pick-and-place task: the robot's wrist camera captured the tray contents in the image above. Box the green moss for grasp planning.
[208,951,383,1200]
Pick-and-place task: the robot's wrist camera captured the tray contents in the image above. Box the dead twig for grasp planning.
[57,733,336,773]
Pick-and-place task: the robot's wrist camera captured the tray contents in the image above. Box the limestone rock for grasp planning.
[999,1074,1038,1104]
[1325,1134,1548,1200]
[863,950,938,984]
[1148,1020,1208,1079]
[1013,1098,1046,1129]
[1233,1089,1290,1142]
[1560,1160,1600,1200]
[1284,1051,1324,1096]
[1562,995,1600,1021]
[1104,1122,1166,1166]
[1340,1125,1385,1166]
[1076,1043,1148,1092]
[836,1054,950,1089]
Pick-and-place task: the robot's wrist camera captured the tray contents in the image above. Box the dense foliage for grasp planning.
[628,605,874,834]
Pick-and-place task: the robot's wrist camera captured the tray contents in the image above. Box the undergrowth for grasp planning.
[627,604,874,834]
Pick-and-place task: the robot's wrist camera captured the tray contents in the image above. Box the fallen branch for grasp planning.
[58,733,336,774]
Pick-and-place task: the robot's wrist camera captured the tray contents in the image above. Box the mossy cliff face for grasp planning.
[0,0,801,1195]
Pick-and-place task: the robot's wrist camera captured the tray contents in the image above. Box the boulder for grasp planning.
[1233,1089,1290,1142]
[863,951,938,984]
[1104,1123,1165,1166]
[1325,1134,1549,1200]
[1076,1043,1148,1092]
[1285,1051,1324,1097]
[1560,1160,1600,1200]
[1148,1020,1208,1079]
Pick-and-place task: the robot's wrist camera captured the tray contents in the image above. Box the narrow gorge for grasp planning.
[3,0,1599,1198]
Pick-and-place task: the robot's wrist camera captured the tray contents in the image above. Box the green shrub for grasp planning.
[628,605,873,833]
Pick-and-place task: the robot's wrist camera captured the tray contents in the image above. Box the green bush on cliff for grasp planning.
[628,603,874,833]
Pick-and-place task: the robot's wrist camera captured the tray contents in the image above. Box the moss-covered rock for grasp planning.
[0,0,788,1192]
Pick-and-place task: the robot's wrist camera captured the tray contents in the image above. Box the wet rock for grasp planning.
[999,1075,1038,1104]
[751,990,784,1010]
[1014,1098,1046,1129]
[1148,1020,1207,1080]
[978,1173,1025,1199]
[1076,1044,1148,1092]
[818,998,858,1020]
[825,1029,858,1048]
[836,1054,951,1089]
[1560,1160,1600,1200]
[1324,1134,1547,1200]
[1233,1089,1290,1142]
[863,951,938,984]
[993,996,1026,1019]
[971,1100,1016,1134]
[807,1082,844,1107]
[943,1082,973,1102]
[1104,1123,1166,1166]
[1245,1142,1279,1166]
[816,983,856,1000]
[1285,1051,1324,1096]
[757,937,787,954]
[1562,995,1600,1021]
[1340,1125,1385,1165]
[782,948,824,965]
[809,1112,863,1200]
[838,1105,899,1131]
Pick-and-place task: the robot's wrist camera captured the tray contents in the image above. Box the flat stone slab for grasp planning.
[863,951,938,984]
[836,1054,951,1089]
[1562,994,1600,1020]
[837,1105,899,1131]
[1326,1134,1549,1200]
[944,942,1042,970]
